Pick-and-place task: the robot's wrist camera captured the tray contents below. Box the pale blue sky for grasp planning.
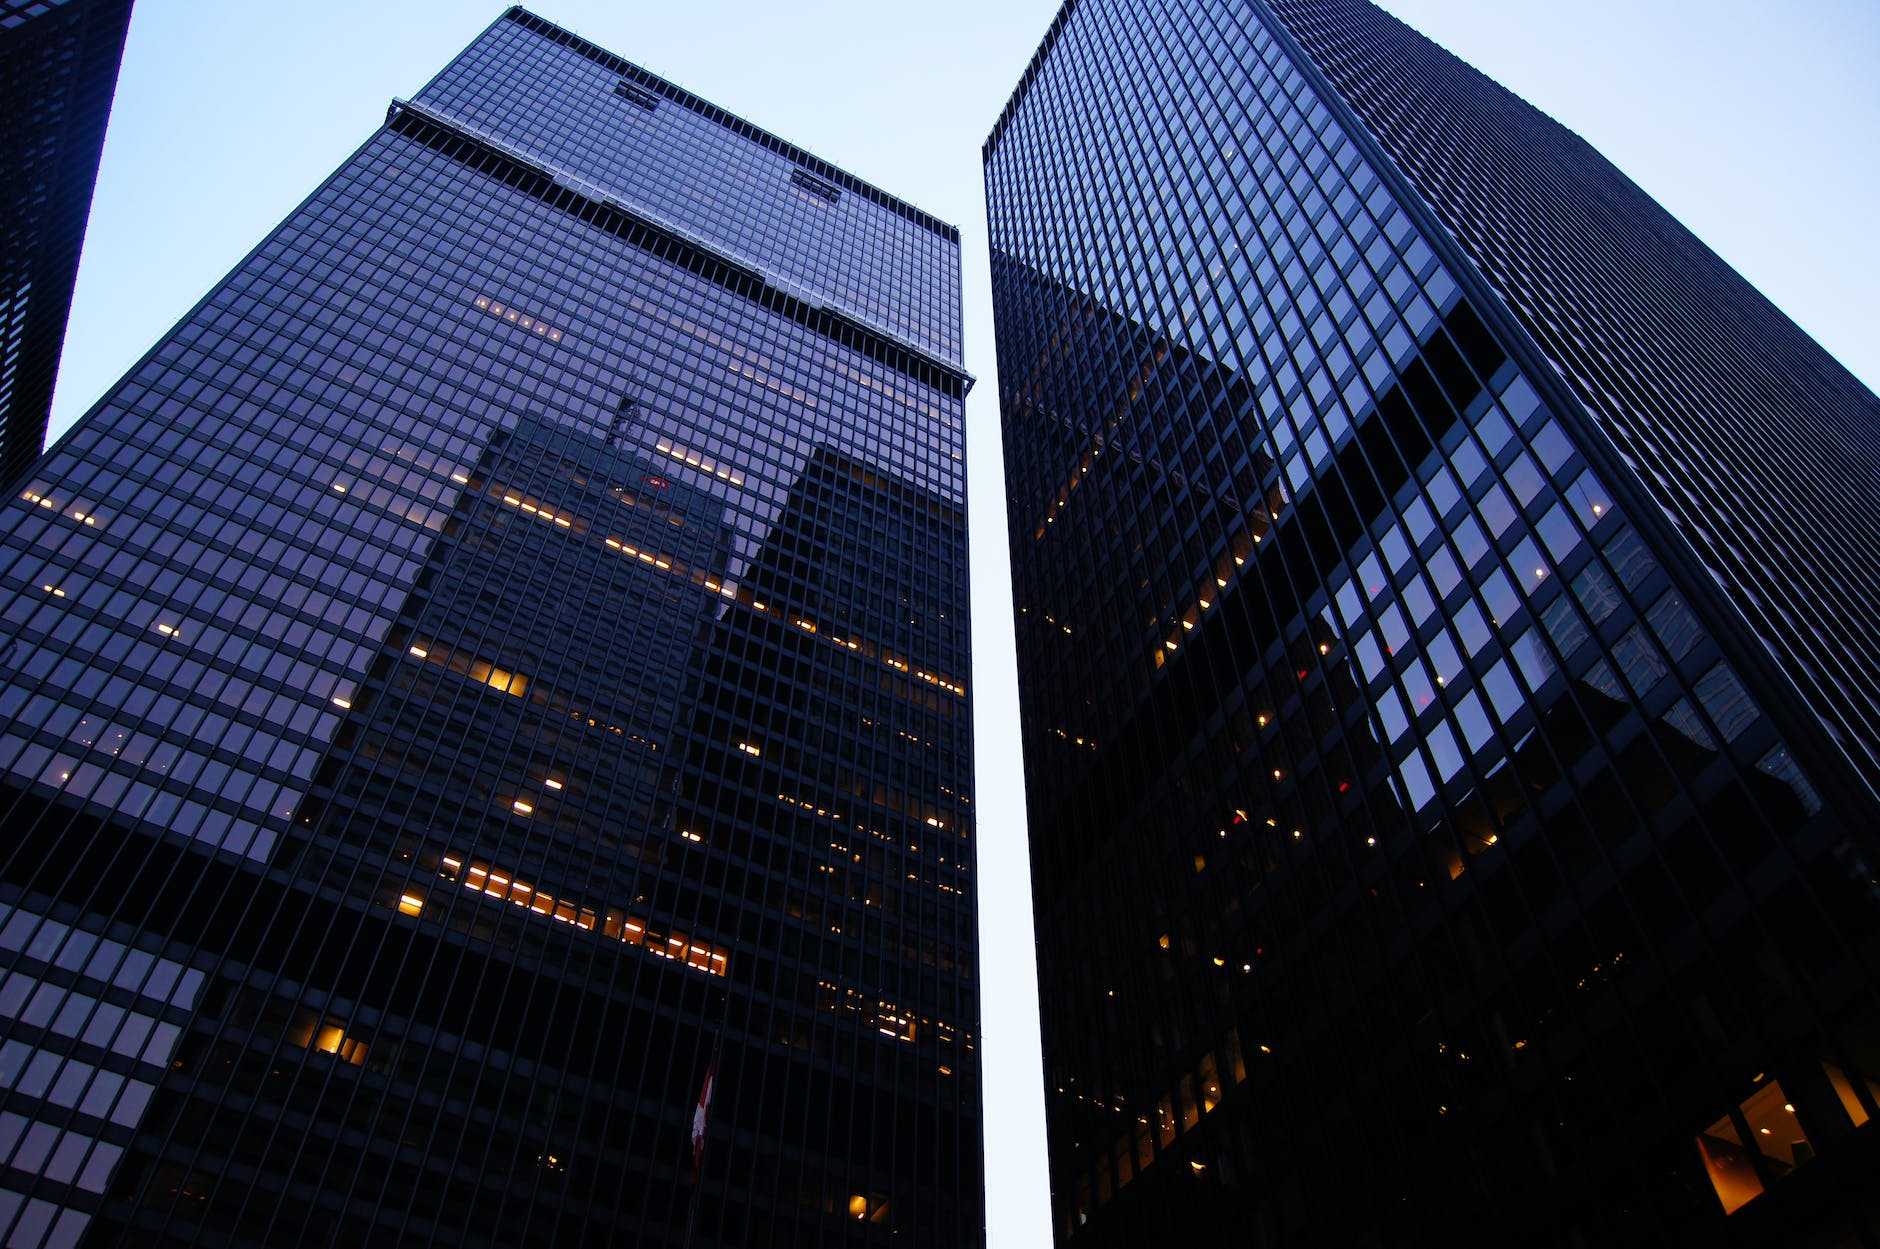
[50,3,1878,1244]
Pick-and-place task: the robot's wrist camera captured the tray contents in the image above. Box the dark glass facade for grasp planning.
[986,1,1880,1244]
[0,0,134,486]
[0,8,981,1246]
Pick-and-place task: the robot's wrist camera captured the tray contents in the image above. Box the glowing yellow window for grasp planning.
[1696,1113,1764,1215]
[1199,1053,1222,1113]
[397,893,424,917]
[1739,1079,1812,1176]
[467,660,527,696]
[1155,1097,1176,1148]
[1823,1060,1874,1127]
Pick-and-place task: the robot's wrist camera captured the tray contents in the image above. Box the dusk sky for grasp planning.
[49,3,1878,1243]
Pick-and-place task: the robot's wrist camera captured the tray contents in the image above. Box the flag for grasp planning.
[690,1055,716,1184]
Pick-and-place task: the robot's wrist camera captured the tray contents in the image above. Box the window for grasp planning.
[612,80,659,110]
[789,169,842,205]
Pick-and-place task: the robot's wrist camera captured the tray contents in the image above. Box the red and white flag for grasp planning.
[690,1056,716,1184]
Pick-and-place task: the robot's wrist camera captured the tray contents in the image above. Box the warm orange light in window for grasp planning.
[849,1196,868,1219]
[737,742,761,757]
[1697,1114,1764,1214]
[408,646,428,658]
[398,893,423,917]
[512,800,534,815]
[468,661,527,696]
[543,778,563,791]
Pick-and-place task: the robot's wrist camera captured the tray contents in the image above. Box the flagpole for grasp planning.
[683,1002,727,1249]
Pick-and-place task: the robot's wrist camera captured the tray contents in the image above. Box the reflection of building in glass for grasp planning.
[987,2,1880,1244]
[0,10,978,1246]
[668,443,978,1230]
[0,0,134,485]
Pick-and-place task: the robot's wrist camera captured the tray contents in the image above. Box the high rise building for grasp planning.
[986,1,1880,1244]
[0,0,135,487]
[0,8,981,1246]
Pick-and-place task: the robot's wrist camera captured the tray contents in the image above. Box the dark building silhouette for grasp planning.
[0,9,979,1246]
[986,2,1880,1245]
[0,0,134,485]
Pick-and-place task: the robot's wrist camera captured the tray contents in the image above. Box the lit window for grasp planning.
[468,661,527,697]
[398,893,423,917]
[1824,1060,1874,1128]
[653,439,745,487]
[1696,1113,1764,1215]
[473,292,565,343]
[287,1012,370,1066]
[1199,1053,1222,1113]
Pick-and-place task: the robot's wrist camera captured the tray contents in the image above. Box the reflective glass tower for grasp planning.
[0,8,981,1246]
[0,0,135,485]
[986,1,1880,1244]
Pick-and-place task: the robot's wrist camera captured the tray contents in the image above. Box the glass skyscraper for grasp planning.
[986,1,1880,1244]
[0,0,135,486]
[0,8,981,1246]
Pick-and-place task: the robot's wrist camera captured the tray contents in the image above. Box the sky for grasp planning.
[48,2,1879,1244]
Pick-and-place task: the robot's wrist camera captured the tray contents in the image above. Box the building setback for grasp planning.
[0,8,981,1246]
[0,0,135,487]
[986,0,1880,1244]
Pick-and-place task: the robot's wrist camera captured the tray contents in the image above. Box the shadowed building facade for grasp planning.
[0,8,980,1246]
[0,0,134,486]
[986,1,1880,1244]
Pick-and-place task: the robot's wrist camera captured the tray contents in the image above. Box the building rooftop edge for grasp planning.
[508,7,963,244]
[386,96,972,386]
[983,0,1079,164]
